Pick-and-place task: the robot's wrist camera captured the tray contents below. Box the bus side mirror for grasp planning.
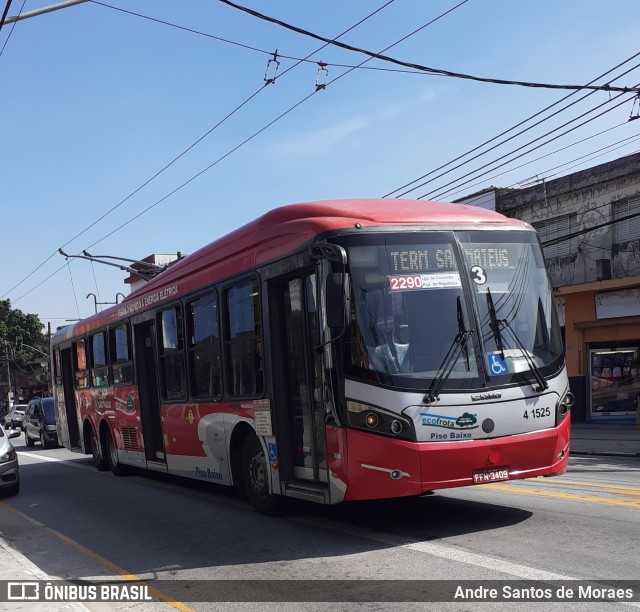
[326,273,350,330]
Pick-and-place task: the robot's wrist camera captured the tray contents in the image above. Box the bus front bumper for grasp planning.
[337,417,571,501]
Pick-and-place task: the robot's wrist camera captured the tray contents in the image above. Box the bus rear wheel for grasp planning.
[241,434,282,516]
[106,429,127,476]
[91,427,108,471]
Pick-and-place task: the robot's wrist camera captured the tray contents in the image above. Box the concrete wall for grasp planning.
[496,153,640,287]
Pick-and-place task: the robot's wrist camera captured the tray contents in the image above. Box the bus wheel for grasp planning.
[106,429,127,477]
[91,427,109,471]
[242,434,282,516]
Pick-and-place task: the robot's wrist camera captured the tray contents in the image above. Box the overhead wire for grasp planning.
[422,84,639,201]
[0,0,13,32]
[444,124,640,204]
[217,0,639,94]
[0,0,25,57]
[7,0,406,304]
[385,52,640,198]
[79,1,464,253]
[89,0,455,77]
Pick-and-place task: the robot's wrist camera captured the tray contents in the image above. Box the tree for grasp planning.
[0,300,49,410]
[0,299,48,367]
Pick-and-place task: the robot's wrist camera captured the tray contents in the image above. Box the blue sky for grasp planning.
[2,0,640,332]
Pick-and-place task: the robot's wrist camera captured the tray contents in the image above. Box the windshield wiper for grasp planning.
[424,297,473,403]
[485,287,505,357]
[485,288,548,392]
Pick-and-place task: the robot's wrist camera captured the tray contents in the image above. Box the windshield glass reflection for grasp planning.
[344,236,479,391]
[461,232,564,379]
[342,231,564,392]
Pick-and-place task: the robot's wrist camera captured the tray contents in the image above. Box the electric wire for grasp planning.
[77,2,470,253]
[446,124,639,204]
[0,0,13,31]
[65,260,81,319]
[0,0,25,57]
[422,85,638,201]
[387,53,640,198]
[6,0,404,305]
[90,0,458,77]
[218,0,639,94]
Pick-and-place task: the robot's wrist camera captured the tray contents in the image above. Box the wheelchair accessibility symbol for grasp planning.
[487,353,509,375]
[267,442,278,462]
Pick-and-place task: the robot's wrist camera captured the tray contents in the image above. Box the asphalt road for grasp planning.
[1,439,639,612]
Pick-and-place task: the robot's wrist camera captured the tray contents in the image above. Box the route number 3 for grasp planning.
[470,265,486,285]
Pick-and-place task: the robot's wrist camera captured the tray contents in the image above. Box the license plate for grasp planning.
[473,466,510,484]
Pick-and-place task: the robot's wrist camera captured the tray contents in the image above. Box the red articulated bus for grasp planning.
[51,199,572,514]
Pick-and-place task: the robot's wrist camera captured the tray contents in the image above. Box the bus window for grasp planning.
[73,339,89,389]
[54,348,62,386]
[225,278,263,396]
[159,305,186,401]
[187,292,221,399]
[90,332,108,387]
[110,324,133,385]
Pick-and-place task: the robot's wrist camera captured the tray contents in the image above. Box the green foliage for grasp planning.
[0,299,48,368]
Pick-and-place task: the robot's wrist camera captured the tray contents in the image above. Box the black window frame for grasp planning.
[158,303,187,402]
[109,323,134,386]
[187,290,223,400]
[73,338,89,390]
[89,330,109,388]
[224,276,264,398]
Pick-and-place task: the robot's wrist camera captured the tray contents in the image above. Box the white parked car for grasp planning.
[0,424,20,495]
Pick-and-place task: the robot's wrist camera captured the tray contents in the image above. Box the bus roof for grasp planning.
[53,199,527,339]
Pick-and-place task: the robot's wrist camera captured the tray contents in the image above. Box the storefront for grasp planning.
[558,277,640,424]
[588,346,640,423]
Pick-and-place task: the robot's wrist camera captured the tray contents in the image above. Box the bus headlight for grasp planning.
[556,391,574,424]
[346,401,416,441]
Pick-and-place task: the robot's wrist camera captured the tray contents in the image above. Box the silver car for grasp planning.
[4,404,27,430]
[0,424,20,495]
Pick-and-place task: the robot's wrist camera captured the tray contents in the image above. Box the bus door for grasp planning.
[133,320,166,466]
[60,347,81,451]
[273,274,328,484]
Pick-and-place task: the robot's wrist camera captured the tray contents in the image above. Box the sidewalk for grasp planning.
[0,540,88,611]
[570,422,640,457]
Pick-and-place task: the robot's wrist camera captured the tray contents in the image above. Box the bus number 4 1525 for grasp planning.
[523,407,551,419]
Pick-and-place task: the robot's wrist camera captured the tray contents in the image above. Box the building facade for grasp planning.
[494,152,640,423]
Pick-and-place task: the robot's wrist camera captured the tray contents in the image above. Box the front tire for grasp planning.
[241,433,282,516]
[40,431,50,450]
[25,432,34,448]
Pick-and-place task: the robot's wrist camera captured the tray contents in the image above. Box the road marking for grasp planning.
[294,513,574,580]
[539,478,640,496]
[482,483,640,507]
[0,501,194,612]
[19,451,66,463]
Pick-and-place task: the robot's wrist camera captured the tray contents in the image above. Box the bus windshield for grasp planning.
[459,230,564,382]
[341,230,564,392]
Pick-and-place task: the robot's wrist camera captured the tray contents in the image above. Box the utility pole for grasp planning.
[0,343,11,415]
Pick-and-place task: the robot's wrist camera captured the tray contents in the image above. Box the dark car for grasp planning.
[23,397,59,449]
[0,424,20,495]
